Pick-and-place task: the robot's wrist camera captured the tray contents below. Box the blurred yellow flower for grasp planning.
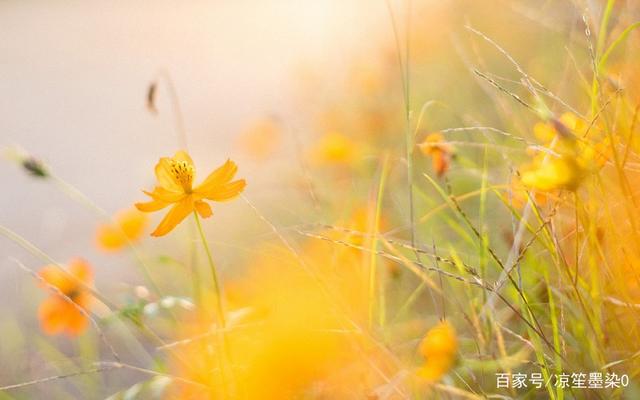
[520,113,613,192]
[95,208,148,251]
[521,155,583,192]
[312,131,359,165]
[38,259,93,337]
[508,175,549,209]
[135,151,246,237]
[417,320,458,382]
[418,132,453,177]
[520,114,612,192]
[167,245,386,399]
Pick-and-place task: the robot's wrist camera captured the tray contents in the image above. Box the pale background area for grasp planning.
[0,0,390,366]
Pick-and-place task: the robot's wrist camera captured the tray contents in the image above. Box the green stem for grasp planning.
[192,212,225,328]
[192,212,236,397]
[189,220,203,308]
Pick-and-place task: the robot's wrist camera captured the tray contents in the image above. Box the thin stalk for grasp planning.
[192,212,225,328]
[192,212,232,397]
[368,153,390,329]
[189,221,203,308]
[153,68,188,150]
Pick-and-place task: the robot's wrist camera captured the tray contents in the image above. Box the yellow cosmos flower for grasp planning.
[417,320,458,382]
[95,208,148,251]
[38,259,93,337]
[135,151,246,237]
[312,131,359,165]
[521,155,584,192]
[521,115,609,192]
[418,132,453,177]
[508,175,549,209]
[533,113,588,144]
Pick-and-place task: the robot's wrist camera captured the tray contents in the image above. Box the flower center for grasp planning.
[170,160,194,191]
[66,288,81,301]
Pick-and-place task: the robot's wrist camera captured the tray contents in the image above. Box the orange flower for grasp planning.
[95,208,148,251]
[38,259,93,337]
[135,151,246,237]
[417,320,458,382]
[418,132,453,177]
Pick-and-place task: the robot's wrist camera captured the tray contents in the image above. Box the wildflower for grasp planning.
[521,116,607,192]
[418,132,453,177]
[417,320,458,382]
[312,131,359,165]
[37,259,93,336]
[521,154,584,192]
[135,151,246,237]
[508,175,548,209]
[95,208,148,251]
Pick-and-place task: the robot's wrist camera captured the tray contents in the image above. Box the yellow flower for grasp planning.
[508,175,549,209]
[312,131,359,165]
[418,132,453,177]
[38,259,93,337]
[417,320,458,382]
[521,155,583,192]
[135,151,246,237]
[95,208,148,251]
[533,113,588,144]
[520,114,612,192]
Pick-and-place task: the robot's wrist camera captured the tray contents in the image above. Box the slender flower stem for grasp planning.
[192,212,234,397]
[192,212,226,328]
[189,221,203,308]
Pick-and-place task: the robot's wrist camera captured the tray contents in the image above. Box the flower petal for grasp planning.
[96,224,127,251]
[69,258,93,285]
[173,150,194,166]
[135,196,171,212]
[64,307,89,336]
[39,266,73,294]
[202,179,246,202]
[116,208,147,242]
[155,157,182,192]
[151,197,195,237]
[194,159,238,194]
[38,296,72,335]
[195,201,213,218]
[144,187,186,203]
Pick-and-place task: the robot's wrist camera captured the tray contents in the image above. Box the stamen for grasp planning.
[169,160,194,190]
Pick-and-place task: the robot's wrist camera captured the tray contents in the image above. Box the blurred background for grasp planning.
[0,0,390,329]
